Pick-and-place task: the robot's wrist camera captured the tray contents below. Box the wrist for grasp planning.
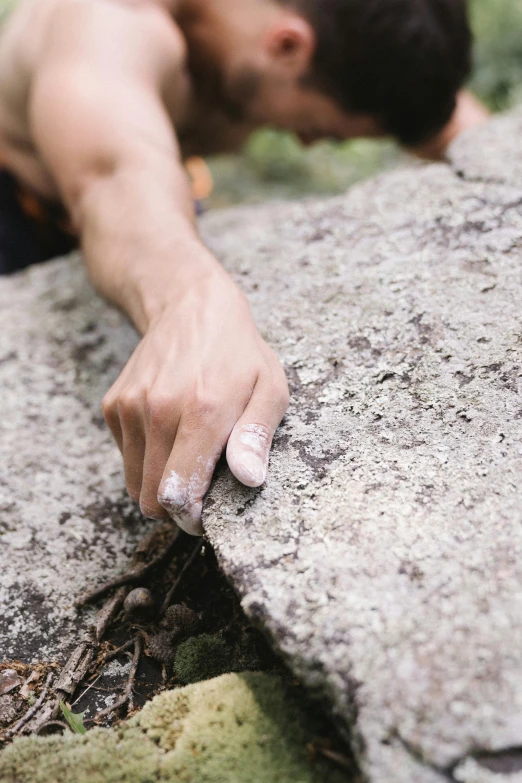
[129,245,227,334]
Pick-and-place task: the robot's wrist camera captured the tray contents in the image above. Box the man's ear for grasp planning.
[264,15,315,75]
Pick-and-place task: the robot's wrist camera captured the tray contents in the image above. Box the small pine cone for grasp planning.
[163,605,199,637]
[148,630,175,664]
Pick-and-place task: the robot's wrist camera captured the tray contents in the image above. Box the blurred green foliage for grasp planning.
[208,133,402,207]
[470,0,522,110]
[208,0,522,207]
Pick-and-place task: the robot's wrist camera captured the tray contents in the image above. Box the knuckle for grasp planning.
[156,488,168,508]
[157,488,183,515]
[241,421,271,441]
[101,395,119,428]
[236,422,272,455]
[101,391,115,416]
[188,392,220,421]
[117,388,143,419]
[146,391,174,426]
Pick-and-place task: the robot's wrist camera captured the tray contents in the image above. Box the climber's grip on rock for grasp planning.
[101,264,289,535]
[0,0,487,533]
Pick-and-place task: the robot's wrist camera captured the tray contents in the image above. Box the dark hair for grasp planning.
[281,0,472,145]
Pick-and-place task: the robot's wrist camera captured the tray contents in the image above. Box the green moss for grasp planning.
[148,672,347,783]
[174,632,263,685]
[0,726,159,783]
[0,674,349,783]
[174,635,232,684]
[232,630,263,671]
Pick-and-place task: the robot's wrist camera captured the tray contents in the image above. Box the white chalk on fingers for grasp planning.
[158,471,204,537]
[227,423,270,488]
[233,451,267,488]
[238,423,271,454]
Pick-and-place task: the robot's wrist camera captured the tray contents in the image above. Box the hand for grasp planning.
[102,266,290,535]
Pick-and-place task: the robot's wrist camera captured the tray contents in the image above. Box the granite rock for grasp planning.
[1,109,522,781]
[0,261,144,661]
[202,110,522,782]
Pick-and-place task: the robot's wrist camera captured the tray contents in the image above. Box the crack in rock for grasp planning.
[2,109,522,782]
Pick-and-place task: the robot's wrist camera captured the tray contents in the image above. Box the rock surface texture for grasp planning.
[0,261,145,660]
[2,110,522,781]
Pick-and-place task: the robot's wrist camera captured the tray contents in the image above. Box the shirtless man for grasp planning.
[0,0,487,534]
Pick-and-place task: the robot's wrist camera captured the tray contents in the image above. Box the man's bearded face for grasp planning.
[188,46,381,144]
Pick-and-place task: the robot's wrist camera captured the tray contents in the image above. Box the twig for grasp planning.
[315,746,358,773]
[71,673,102,707]
[54,641,96,698]
[3,672,54,740]
[77,637,138,709]
[14,639,99,735]
[161,539,203,616]
[102,638,136,663]
[75,528,180,608]
[23,699,58,737]
[95,586,130,642]
[94,636,143,720]
[126,636,142,713]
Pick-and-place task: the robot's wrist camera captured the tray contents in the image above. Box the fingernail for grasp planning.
[158,471,204,536]
[163,500,203,537]
[234,451,267,488]
[174,505,204,537]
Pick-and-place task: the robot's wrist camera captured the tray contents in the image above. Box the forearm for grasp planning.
[75,162,220,334]
[26,0,218,333]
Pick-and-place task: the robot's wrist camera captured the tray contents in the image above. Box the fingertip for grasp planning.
[158,496,204,536]
[174,509,204,537]
[158,468,208,536]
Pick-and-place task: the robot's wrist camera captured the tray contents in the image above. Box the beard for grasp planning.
[185,44,262,123]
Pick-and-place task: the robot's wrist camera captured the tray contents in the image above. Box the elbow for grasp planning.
[65,155,120,233]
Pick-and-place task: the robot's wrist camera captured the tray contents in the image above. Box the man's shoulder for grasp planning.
[40,0,186,59]
[1,0,186,62]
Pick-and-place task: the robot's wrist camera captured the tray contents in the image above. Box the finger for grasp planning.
[226,373,289,488]
[118,390,146,502]
[102,389,124,453]
[139,397,180,520]
[157,410,230,536]
[102,343,146,455]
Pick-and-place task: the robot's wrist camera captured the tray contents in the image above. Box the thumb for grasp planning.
[226,375,289,488]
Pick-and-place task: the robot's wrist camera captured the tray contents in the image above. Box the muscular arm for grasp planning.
[30,0,198,326]
[30,0,289,533]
